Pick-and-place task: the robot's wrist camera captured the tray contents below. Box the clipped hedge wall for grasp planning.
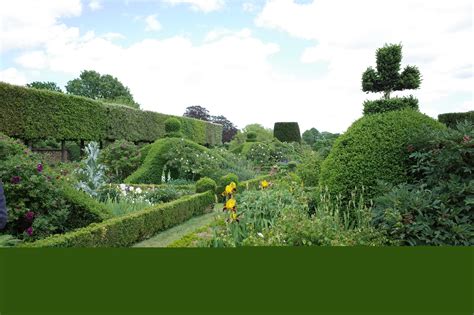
[21,191,215,247]
[438,111,474,128]
[273,122,301,143]
[363,95,419,115]
[0,82,222,145]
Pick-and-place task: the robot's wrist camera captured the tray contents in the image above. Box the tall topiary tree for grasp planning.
[273,122,301,143]
[362,44,421,114]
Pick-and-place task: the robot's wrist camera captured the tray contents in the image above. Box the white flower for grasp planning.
[136,187,142,194]
[129,186,135,191]
[257,232,264,238]
[119,184,126,191]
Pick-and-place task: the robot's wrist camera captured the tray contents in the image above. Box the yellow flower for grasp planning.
[229,211,239,222]
[222,182,237,196]
[224,198,236,210]
[261,180,269,189]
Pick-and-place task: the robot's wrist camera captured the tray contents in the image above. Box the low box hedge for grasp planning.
[21,191,215,247]
[0,82,222,145]
[438,111,474,128]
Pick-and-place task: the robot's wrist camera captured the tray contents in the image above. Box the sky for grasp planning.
[0,0,472,133]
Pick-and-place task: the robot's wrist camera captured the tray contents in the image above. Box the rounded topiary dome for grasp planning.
[164,117,182,133]
[319,109,445,202]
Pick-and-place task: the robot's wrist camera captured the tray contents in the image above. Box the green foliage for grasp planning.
[302,128,320,145]
[164,117,182,133]
[196,177,217,193]
[373,122,474,245]
[66,70,138,108]
[312,132,339,158]
[22,191,215,247]
[273,122,301,143]
[438,111,474,129]
[75,142,107,198]
[0,133,107,240]
[296,151,322,187]
[246,131,257,142]
[237,175,274,191]
[228,124,274,151]
[26,81,62,93]
[0,81,107,140]
[362,43,421,99]
[99,140,142,183]
[363,95,419,115]
[319,109,445,202]
[0,82,222,145]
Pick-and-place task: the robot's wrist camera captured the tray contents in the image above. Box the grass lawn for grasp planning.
[133,203,222,248]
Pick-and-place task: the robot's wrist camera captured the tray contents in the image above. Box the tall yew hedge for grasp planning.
[0,82,222,145]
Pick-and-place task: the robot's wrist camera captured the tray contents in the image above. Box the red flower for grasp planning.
[37,163,43,173]
[26,227,33,236]
[11,176,21,184]
[463,135,471,143]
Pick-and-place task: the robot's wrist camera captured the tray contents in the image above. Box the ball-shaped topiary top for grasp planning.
[165,117,182,133]
[319,109,445,202]
[246,131,257,142]
[273,122,301,143]
[195,177,217,193]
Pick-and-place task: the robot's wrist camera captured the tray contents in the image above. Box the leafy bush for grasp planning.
[296,152,322,187]
[273,122,301,143]
[196,177,217,193]
[363,95,419,115]
[246,131,257,142]
[319,109,445,202]
[75,142,107,198]
[0,133,108,240]
[373,122,474,245]
[100,140,141,183]
[22,191,215,247]
[438,111,474,129]
[164,117,182,138]
[243,142,275,166]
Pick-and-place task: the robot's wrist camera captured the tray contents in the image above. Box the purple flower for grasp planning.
[25,211,35,221]
[26,227,33,236]
[11,176,21,184]
[37,163,43,173]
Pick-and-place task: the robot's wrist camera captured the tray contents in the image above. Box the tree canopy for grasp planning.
[65,70,139,108]
[211,115,238,143]
[183,105,211,121]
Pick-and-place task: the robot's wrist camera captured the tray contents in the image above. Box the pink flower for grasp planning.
[26,227,33,236]
[37,163,43,172]
[463,135,471,143]
[25,211,35,221]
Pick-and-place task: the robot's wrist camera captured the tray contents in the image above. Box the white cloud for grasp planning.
[145,15,162,32]
[88,0,102,11]
[102,32,126,41]
[0,68,28,85]
[242,2,257,13]
[15,51,48,70]
[164,0,225,12]
[256,0,473,130]
[0,0,82,52]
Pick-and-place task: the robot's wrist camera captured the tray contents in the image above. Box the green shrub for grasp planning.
[438,111,474,129]
[246,131,257,142]
[0,133,107,240]
[164,117,182,133]
[273,122,301,143]
[196,177,217,193]
[243,142,275,166]
[319,109,445,202]
[373,122,474,245]
[296,152,322,187]
[21,191,215,247]
[0,82,222,146]
[363,95,419,115]
[237,175,273,191]
[99,140,141,183]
